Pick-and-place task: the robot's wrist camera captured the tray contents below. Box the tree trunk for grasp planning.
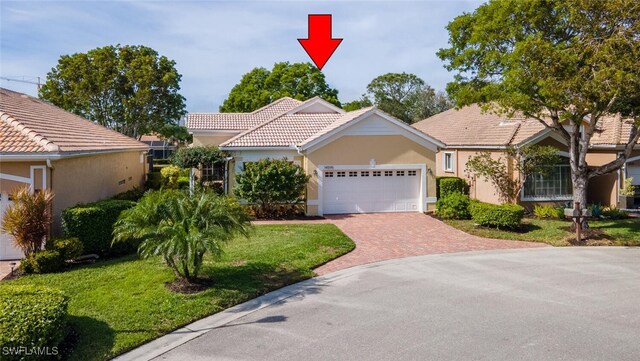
[569,120,590,229]
[572,173,590,230]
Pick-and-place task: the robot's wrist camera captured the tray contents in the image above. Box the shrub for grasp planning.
[62,199,136,256]
[1,186,54,258]
[590,203,604,218]
[470,201,525,229]
[438,177,470,198]
[31,250,64,274]
[0,285,68,361]
[160,165,182,189]
[48,237,84,261]
[111,187,146,201]
[436,193,471,219]
[234,158,310,217]
[178,176,190,189]
[602,206,629,220]
[145,172,163,190]
[533,204,565,219]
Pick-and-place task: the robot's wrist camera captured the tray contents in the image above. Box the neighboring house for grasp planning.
[0,88,148,260]
[188,97,444,216]
[140,134,176,159]
[412,104,640,209]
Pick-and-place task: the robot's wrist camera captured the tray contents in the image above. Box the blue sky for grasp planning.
[0,1,481,112]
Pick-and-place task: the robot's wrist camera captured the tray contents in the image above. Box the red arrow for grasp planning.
[298,14,343,70]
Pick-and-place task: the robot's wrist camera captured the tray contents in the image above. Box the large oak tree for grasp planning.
[220,62,340,112]
[40,45,186,139]
[438,0,640,213]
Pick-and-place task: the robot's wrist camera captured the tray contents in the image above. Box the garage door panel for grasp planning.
[323,168,421,214]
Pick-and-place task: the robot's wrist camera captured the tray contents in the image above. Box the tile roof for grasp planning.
[0,88,148,154]
[413,104,638,147]
[187,97,303,130]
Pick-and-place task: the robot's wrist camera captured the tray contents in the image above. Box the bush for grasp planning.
[160,165,182,189]
[470,201,525,229]
[111,187,146,201]
[48,237,83,261]
[62,199,137,256]
[438,177,470,198]
[178,176,190,189]
[234,158,310,217]
[602,206,629,220]
[31,250,64,274]
[145,172,162,190]
[0,285,68,361]
[436,193,471,219]
[533,204,565,219]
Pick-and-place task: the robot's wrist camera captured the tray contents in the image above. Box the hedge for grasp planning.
[436,176,469,198]
[0,285,68,361]
[435,193,471,219]
[61,199,136,256]
[469,201,525,229]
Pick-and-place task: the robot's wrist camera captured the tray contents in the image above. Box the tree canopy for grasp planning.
[438,0,640,209]
[40,45,186,139]
[345,73,452,123]
[220,62,341,112]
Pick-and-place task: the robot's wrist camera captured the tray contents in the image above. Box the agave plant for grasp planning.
[113,189,251,282]
[1,186,54,257]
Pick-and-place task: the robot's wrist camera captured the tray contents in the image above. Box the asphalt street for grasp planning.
[154,248,640,361]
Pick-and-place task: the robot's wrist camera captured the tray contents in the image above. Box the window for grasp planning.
[337,171,346,177]
[349,171,358,177]
[443,152,454,172]
[408,170,417,176]
[202,163,224,182]
[325,171,334,177]
[396,171,405,176]
[523,160,573,200]
[373,171,381,177]
[361,171,369,177]
[384,171,393,177]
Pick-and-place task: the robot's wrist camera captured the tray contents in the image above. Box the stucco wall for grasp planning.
[305,135,437,215]
[0,161,50,194]
[51,151,146,233]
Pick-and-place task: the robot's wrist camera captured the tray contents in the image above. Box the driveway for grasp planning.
[142,248,640,361]
[315,213,546,274]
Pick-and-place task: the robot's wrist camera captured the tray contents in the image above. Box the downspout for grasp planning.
[224,156,233,195]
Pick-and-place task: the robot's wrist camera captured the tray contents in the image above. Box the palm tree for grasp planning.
[1,186,54,257]
[113,189,251,282]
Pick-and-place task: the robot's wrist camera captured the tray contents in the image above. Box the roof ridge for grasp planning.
[250,97,300,115]
[0,111,60,152]
[505,121,524,146]
[220,108,293,147]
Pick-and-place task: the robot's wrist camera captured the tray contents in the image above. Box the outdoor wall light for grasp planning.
[369,159,376,168]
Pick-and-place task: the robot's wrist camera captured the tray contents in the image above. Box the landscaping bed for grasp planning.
[0,224,354,361]
[443,217,640,247]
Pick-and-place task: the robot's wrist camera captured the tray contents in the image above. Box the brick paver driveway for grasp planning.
[313,213,547,275]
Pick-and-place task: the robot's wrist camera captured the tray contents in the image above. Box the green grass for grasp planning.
[0,224,354,361]
[444,217,640,247]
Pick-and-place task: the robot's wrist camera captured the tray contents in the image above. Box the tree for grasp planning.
[438,0,640,218]
[234,158,310,216]
[465,146,561,203]
[364,72,453,123]
[113,190,251,283]
[172,146,226,190]
[40,45,186,139]
[342,96,373,112]
[220,62,340,112]
[1,186,54,258]
[159,124,192,145]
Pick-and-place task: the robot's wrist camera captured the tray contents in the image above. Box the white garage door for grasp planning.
[322,169,422,214]
[0,192,23,260]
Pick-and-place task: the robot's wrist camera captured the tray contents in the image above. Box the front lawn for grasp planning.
[0,224,354,361]
[444,217,640,247]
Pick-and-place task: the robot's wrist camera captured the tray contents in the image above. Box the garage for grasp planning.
[322,168,423,214]
[0,192,22,260]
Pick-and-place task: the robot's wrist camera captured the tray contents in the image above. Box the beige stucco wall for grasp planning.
[0,161,50,194]
[50,151,146,233]
[192,133,239,147]
[304,135,437,215]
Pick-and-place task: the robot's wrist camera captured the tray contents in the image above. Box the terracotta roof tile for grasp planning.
[0,88,148,154]
[187,97,303,130]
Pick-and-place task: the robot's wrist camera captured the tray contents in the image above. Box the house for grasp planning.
[187,97,444,216]
[0,88,148,260]
[412,104,640,209]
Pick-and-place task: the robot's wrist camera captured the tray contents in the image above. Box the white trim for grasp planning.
[0,173,31,184]
[220,146,294,151]
[301,109,444,153]
[315,163,427,216]
[443,152,455,172]
[0,148,147,162]
[518,128,569,147]
[286,97,345,115]
[30,165,47,191]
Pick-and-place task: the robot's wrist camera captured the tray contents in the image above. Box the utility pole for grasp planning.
[0,76,42,91]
